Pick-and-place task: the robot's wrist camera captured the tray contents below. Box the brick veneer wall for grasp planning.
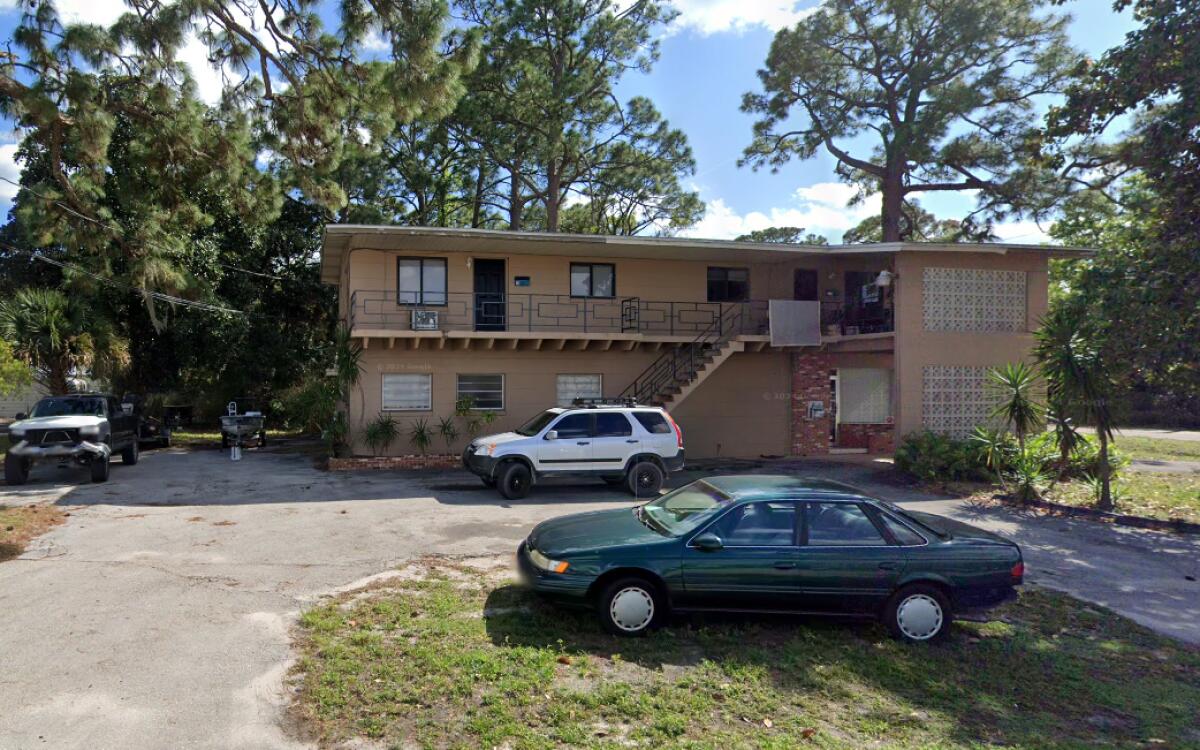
[836,423,895,454]
[791,352,832,455]
[328,454,460,471]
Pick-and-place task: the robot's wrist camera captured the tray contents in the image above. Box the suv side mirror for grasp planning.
[544,430,558,441]
[121,403,134,416]
[692,532,723,552]
[15,412,27,421]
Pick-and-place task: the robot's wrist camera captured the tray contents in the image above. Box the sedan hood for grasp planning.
[11,415,106,431]
[529,507,666,557]
[905,510,1016,546]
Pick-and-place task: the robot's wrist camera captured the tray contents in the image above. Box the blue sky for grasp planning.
[0,0,1137,242]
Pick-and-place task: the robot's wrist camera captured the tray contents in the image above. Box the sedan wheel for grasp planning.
[598,577,662,636]
[885,584,951,643]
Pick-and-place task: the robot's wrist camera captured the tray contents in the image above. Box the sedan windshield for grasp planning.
[515,410,558,437]
[30,397,105,418]
[641,480,731,536]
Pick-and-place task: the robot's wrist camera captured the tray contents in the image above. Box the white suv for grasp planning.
[462,401,685,500]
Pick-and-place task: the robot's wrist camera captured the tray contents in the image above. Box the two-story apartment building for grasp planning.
[320,226,1086,459]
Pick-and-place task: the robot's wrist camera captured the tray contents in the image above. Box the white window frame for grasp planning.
[456,373,505,411]
[382,373,432,411]
[556,373,603,407]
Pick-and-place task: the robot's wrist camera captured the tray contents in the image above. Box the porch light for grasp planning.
[875,270,895,287]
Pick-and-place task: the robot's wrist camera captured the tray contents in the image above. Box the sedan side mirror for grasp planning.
[15,412,27,421]
[692,532,724,552]
[544,430,559,441]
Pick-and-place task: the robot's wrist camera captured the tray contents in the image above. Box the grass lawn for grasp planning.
[1049,473,1200,525]
[0,503,66,562]
[1110,435,1200,463]
[291,558,1200,750]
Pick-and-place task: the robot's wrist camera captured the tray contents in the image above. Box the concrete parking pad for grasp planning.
[1,446,1198,749]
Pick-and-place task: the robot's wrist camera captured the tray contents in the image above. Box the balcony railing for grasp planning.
[348,290,892,337]
[350,290,771,336]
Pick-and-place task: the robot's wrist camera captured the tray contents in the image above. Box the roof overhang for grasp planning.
[319,225,1094,284]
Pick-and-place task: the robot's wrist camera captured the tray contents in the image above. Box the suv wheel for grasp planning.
[597,576,664,636]
[121,440,139,465]
[498,462,532,500]
[884,584,952,643]
[627,461,664,498]
[5,453,31,485]
[91,455,111,483]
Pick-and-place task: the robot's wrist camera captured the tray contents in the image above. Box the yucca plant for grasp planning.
[364,413,399,456]
[987,361,1045,453]
[1007,444,1054,503]
[969,426,1013,487]
[409,418,433,455]
[437,415,460,452]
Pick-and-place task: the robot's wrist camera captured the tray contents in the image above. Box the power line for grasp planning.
[1,244,246,316]
[0,175,298,283]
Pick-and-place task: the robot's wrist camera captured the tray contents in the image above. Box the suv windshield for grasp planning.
[641,480,731,537]
[515,410,559,437]
[30,397,105,418]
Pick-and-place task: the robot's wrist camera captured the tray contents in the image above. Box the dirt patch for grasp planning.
[0,503,67,562]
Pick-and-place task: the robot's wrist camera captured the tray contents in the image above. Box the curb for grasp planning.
[999,495,1200,535]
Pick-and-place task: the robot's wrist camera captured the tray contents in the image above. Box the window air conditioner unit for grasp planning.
[411,310,440,330]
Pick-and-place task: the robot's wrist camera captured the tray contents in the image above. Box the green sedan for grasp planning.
[517,476,1024,642]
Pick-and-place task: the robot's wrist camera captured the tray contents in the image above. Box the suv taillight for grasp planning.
[665,412,683,449]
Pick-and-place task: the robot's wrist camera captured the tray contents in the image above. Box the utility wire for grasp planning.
[0,175,298,282]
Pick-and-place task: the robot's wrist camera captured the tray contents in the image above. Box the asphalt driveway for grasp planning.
[1,446,1197,749]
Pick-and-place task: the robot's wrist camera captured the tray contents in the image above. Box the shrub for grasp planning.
[895,431,990,482]
[437,416,460,452]
[364,413,399,456]
[409,418,433,455]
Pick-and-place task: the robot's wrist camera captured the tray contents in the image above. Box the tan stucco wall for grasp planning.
[892,251,1049,438]
[670,351,792,459]
[351,347,793,459]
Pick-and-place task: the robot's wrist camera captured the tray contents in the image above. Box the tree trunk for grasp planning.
[881,170,904,242]
[1097,430,1114,511]
[508,163,523,231]
[47,361,69,395]
[546,163,561,232]
[471,160,485,228]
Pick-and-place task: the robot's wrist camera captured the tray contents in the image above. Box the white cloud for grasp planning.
[992,220,1053,245]
[0,142,23,200]
[682,181,878,242]
[178,34,226,105]
[669,0,820,35]
[0,0,128,26]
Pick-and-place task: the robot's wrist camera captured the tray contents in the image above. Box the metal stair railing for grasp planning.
[619,302,747,405]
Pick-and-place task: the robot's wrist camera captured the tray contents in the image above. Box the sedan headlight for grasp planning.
[528,547,570,574]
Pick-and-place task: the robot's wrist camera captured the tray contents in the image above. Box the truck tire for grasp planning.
[121,440,139,465]
[498,462,532,500]
[91,455,111,483]
[5,453,30,485]
[627,461,664,498]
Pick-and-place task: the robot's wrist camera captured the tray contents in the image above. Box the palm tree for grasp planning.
[987,361,1045,454]
[0,287,128,394]
[1034,308,1117,511]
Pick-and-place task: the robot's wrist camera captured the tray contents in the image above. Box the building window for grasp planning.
[456,374,504,411]
[556,374,602,406]
[838,368,892,424]
[570,263,615,298]
[397,258,448,305]
[382,373,432,411]
[707,267,750,302]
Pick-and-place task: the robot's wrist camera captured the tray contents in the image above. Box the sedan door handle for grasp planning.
[773,562,797,570]
[878,562,899,570]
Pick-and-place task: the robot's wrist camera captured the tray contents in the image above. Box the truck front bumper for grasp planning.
[7,440,110,461]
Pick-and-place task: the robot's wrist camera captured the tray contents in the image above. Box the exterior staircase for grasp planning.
[619,304,749,412]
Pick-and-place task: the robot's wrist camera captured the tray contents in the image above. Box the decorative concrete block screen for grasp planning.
[922,267,1027,332]
[922,365,1002,437]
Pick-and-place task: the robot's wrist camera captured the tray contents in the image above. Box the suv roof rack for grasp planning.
[569,397,645,409]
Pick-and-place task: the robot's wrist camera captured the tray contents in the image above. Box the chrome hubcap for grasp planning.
[609,587,654,632]
[896,594,943,640]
